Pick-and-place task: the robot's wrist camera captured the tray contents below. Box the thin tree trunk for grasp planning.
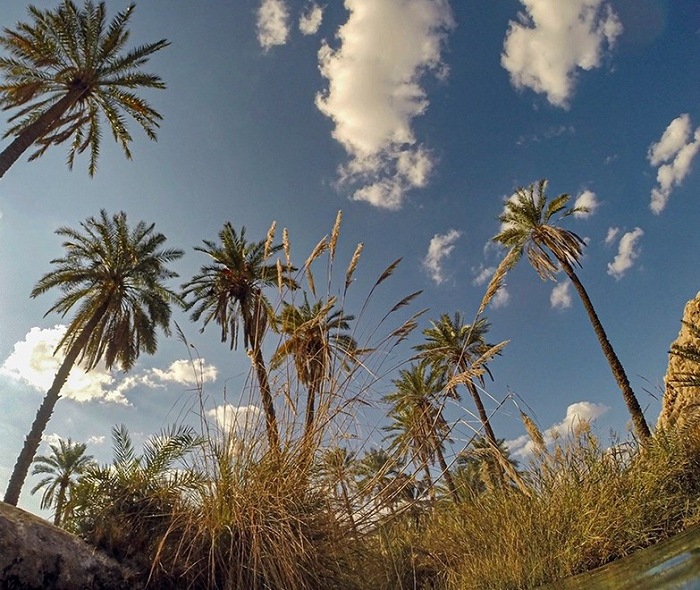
[53,481,68,527]
[339,479,357,533]
[4,305,107,506]
[560,259,652,442]
[4,345,83,506]
[422,465,435,502]
[464,378,504,484]
[435,446,459,504]
[0,90,83,179]
[250,345,281,455]
[303,382,316,444]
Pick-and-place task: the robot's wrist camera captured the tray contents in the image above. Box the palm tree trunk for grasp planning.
[339,479,358,533]
[464,379,504,484]
[53,481,68,527]
[250,345,281,455]
[560,259,652,442]
[435,446,459,504]
[4,343,84,506]
[4,305,107,506]
[0,90,83,179]
[300,378,321,457]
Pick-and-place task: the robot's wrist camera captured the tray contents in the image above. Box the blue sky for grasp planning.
[1,0,699,516]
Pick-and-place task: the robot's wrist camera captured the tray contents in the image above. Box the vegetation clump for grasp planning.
[3,198,700,590]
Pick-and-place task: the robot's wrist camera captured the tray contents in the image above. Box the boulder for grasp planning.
[658,291,700,431]
[0,501,143,590]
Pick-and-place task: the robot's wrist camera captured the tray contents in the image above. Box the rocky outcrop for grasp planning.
[0,501,143,590]
[658,291,700,432]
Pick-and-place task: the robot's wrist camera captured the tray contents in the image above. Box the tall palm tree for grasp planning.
[271,294,357,448]
[0,0,169,178]
[317,446,359,530]
[356,448,410,516]
[3,210,183,506]
[415,313,502,457]
[182,223,295,455]
[64,424,203,553]
[30,438,94,526]
[451,437,520,500]
[492,179,651,442]
[384,363,459,503]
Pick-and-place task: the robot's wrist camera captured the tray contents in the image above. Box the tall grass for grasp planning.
[408,424,700,590]
[60,215,700,589]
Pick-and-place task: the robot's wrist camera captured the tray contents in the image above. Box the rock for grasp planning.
[0,501,143,590]
[658,291,700,431]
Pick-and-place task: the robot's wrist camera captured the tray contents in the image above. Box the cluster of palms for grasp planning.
[1,1,653,533]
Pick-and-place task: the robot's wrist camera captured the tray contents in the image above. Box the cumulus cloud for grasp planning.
[299,2,323,35]
[647,114,700,214]
[471,259,509,309]
[501,0,622,108]
[604,226,619,246]
[516,124,575,146]
[0,328,215,405]
[87,435,106,445]
[607,227,643,280]
[573,189,598,218]
[550,281,572,309]
[207,403,262,437]
[148,359,218,387]
[491,286,511,309]
[42,432,64,446]
[472,265,496,287]
[506,401,609,458]
[257,0,290,51]
[0,326,128,404]
[423,229,462,285]
[315,0,454,210]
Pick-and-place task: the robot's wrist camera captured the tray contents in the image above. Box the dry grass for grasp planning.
[60,213,700,590]
[408,426,700,590]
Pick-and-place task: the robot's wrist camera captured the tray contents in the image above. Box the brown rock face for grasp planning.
[0,501,143,589]
[658,292,700,431]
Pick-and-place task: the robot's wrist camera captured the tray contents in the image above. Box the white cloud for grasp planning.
[149,359,218,387]
[501,0,622,108]
[491,286,510,309]
[506,401,609,458]
[573,189,598,218]
[423,229,461,285]
[299,2,323,35]
[604,226,619,246]
[550,281,572,309]
[257,0,290,51]
[42,432,64,447]
[647,114,700,214]
[0,326,128,404]
[207,403,262,437]
[472,265,496,287]
[315,0,454,210]
[86,435,106,445]
[607,227,643,280]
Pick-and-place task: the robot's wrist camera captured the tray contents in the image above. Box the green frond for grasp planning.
[0,0,169,176]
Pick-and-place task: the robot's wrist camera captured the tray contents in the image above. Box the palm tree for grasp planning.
[65,424,203,554]
[492,179,651,442]
[451,437,520,500]
[30,438,94,526]
[182,223,295,455]
[384,363,459,503]
[356,448,409,515]
[271,294,357,449]
[3,210,183,506]
[0,0,169,178]
[317,446,359,531]
[415,313,502,459]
